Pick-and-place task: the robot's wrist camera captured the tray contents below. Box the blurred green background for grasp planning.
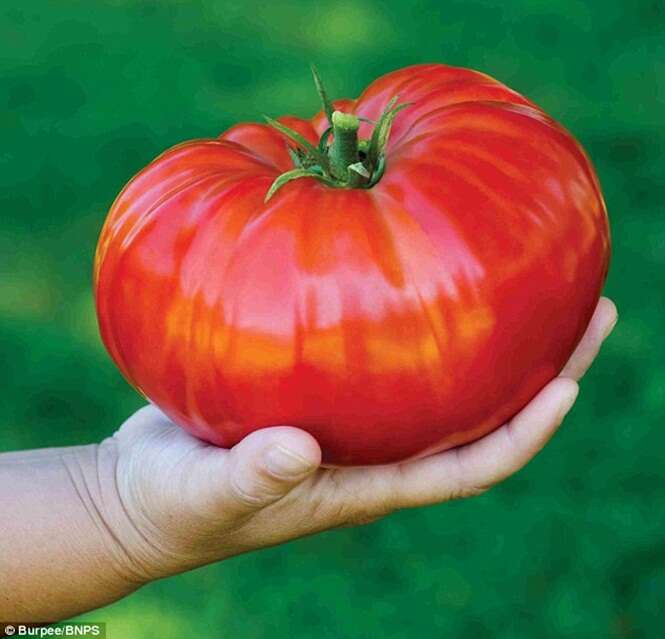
[1,0,663,637]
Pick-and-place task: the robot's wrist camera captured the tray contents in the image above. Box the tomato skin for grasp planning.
[94,64,610,466]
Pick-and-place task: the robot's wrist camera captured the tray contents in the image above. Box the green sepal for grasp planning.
[366,98,412,173]
[264,168,333,202]
[366,155,386,187]
[287,146,303,168]
[264,116,331,173]
[348,162,370,178]
[318,126,333,152]
[310,64,335,126]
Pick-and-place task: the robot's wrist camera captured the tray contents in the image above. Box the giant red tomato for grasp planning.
[94,64,610,466]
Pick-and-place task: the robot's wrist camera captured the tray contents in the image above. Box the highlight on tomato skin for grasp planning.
[93,63,610,467]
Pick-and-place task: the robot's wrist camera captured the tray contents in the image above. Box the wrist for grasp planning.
[95,430,218,582]
[0,442,150,621]
[61,440,158,588]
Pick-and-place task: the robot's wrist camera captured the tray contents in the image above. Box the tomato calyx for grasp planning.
[264,66,410,202]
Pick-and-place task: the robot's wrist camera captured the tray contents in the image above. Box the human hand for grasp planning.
[97,298,617,585]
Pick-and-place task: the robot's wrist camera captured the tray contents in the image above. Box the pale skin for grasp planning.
[0,298,617,622]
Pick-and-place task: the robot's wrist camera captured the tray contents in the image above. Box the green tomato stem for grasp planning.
[263,68,410,200]
[329,110,360,181]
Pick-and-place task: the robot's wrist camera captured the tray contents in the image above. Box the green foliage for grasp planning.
[1,0,663,636]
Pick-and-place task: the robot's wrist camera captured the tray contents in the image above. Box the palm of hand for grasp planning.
[105,298,616,582]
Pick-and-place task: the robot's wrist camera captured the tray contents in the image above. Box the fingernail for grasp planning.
[265,445,315,477]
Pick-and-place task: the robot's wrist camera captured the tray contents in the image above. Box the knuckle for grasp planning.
[336,493,397,528]
[448,473,492,501]
[229,474,273,508]
[305,470,399,530]
[227,461,300,509]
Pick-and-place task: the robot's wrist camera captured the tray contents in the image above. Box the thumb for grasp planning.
[194,427,322,517]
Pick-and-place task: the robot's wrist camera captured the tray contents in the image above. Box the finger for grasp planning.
[560,297,618,381]
[332,377,579,513]
[190,427,321,517]
[447,377,578,493]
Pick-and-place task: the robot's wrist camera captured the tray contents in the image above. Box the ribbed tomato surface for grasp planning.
[94,64,610,465]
